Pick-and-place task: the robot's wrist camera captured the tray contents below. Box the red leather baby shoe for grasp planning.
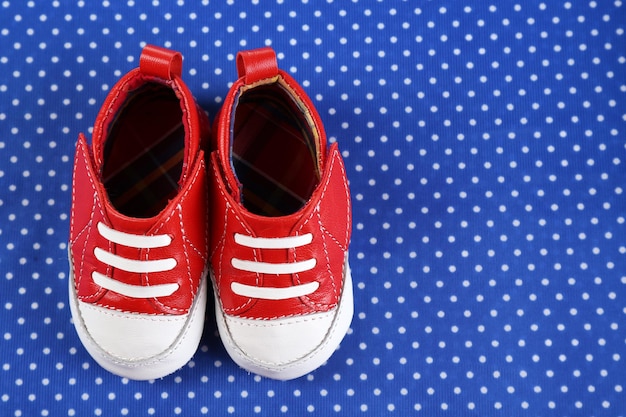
[209,47,353,380]
[68,45,211,380]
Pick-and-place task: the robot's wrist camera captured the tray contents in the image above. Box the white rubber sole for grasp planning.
[68,252,207,380]
[213,258,354,380]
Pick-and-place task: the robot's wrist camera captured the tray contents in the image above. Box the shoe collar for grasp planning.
[214,47,327,204]
[90,45,202,189]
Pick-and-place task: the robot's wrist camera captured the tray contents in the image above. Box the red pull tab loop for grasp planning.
[139,44,183,80]
[236,47,278,84]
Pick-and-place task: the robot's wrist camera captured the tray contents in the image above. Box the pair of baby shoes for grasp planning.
[68,45,353,381]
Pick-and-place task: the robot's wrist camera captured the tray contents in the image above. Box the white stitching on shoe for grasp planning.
[71,140,109,300]
[292,151,345,308]
[209,160,258,312]
[177,204,194,298]
[149,158,207,311]
[78,198,97,297]
[316,206,338,301]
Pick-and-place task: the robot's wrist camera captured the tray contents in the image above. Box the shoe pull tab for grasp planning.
[236,47,278,84]
[139,44,183,80]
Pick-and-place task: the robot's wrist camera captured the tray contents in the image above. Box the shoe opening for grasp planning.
[102,82,185,218]
[232,81,320,217]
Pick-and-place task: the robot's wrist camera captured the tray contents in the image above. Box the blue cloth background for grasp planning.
[1,1,625,416]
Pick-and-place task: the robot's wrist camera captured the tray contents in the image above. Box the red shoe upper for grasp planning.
[69,45,210,316]
[209,47,352,320]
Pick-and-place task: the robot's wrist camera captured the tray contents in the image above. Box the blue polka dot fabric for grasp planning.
[1,1,625,415]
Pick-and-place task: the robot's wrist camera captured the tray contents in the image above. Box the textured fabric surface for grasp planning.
[1,1,625,415]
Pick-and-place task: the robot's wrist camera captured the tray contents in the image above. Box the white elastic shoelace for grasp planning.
[92,222,179,298]
[230,233,319,300]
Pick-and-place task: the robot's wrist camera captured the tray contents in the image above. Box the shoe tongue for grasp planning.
[106,207,161,236]
[242,207,303,237]
[219,48,283,203]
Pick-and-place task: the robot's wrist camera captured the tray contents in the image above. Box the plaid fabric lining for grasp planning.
[102,84,185,218]
[232,84,319,217]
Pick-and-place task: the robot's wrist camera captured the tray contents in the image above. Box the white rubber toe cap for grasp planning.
[224,309,337,368]
[77,301,188,361]
[68,272,207,380]
[216,263,354,380]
